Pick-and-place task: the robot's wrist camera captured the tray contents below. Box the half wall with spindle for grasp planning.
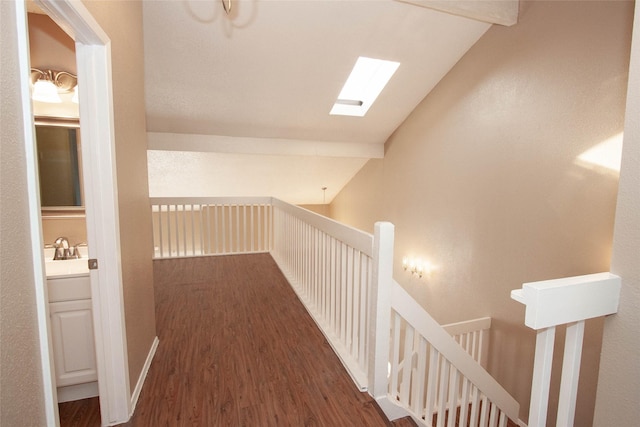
[387,283,520,427]
[511,273,621,427]
[150,197,272,258]
[270,198,375,390]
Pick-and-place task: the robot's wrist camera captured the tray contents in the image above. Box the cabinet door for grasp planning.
[50,300,98,387]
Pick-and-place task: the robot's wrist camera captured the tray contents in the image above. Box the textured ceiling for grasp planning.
[143,0,490,145]
[141,0,496,204]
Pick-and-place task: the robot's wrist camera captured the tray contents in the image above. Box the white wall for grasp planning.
[593,2,640,425]
[147,149,367,205]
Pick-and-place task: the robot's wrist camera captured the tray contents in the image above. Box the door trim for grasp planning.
[17,0,131,425]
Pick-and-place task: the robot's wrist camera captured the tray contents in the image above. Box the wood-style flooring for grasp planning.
[60,254,416,426]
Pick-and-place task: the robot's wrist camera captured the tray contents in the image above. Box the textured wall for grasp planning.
[297,204,330,217]
[147,150,368,205]
[594,2,640,425]
[0,2,47,426]
[330,2,633,425]
[82,0,157,394]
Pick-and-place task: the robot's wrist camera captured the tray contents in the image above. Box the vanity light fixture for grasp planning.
[330,56,400,117]
[72,86,79,104]
[30,68,77,104]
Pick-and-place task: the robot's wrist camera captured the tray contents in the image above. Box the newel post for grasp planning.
[511,272,621,427]
[368,221,395,399]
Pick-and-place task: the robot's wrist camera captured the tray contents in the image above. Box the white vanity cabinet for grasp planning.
[50,299,97,386]
[47,273,98,402]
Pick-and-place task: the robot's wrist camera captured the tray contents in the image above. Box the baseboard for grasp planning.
[375,395,412,421]
[57,381,99,403]
[518,420,528,427]
[129,336,159,417]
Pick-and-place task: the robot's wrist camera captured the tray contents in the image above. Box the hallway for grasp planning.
[61,254,414,426]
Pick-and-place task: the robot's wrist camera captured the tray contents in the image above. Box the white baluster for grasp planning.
[529,326,556,427]
[425,346,438,423]
[401,324,414,406]
[489,401,498,427]
[191,204,195,255]
[390,312,401,399]
[556,320,585,427]
[415,338,428,416]
[436,356,449,427]
[180,204,185,256]
[157,205,164,258]
[446,366,459,427]
[459,377,470,427]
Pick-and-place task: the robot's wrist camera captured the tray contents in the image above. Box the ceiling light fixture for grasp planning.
[30,68,78,104]
[330,56,400,117]
[222,0,232,15]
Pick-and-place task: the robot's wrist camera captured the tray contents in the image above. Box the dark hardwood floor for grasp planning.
[60,254,416,426]
[59,396,101,426]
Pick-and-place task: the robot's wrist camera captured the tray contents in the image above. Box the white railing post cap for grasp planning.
[511,272,621,330]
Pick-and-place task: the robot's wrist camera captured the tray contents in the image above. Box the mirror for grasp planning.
[35,117,84,212]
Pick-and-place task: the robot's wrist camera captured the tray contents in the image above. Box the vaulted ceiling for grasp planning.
[142,0,517,204]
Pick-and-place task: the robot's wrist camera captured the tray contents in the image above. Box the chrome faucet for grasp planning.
[53,237,80,260]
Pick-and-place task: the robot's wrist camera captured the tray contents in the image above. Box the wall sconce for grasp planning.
[402,256,433,279]
[30,68,78,104]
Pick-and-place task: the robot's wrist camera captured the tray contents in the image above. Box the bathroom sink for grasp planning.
[43,246,90,278]
[45,258,90,278]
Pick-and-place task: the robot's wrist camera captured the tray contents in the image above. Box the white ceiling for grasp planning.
[141,0,512,204]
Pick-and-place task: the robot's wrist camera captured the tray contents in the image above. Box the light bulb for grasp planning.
[33,79,62,103]
[72,85,79,104]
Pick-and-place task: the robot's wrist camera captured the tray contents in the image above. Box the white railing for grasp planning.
[150,197,272,258]
[270,198,374,390]
[388,316,494,426]
[443,317,492,367]
[149,197,520,425]
[511,273,621,427]
[387,282,519,427]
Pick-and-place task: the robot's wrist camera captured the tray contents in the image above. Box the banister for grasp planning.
[442,317,491,337]
[271,198,374,256]
[392,280,520,422]
[443,317,491,366]
[150,196,273,206]
[270,201,379,391]
[512,272,621,427]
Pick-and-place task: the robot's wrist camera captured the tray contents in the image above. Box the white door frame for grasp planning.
[16,0,130,425]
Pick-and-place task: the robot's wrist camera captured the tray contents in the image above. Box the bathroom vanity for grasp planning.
[45,253,98,403]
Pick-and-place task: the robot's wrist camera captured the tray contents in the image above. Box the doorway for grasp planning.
[16,0,130,425]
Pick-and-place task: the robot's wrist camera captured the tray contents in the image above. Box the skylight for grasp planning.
[330,56,400,117]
